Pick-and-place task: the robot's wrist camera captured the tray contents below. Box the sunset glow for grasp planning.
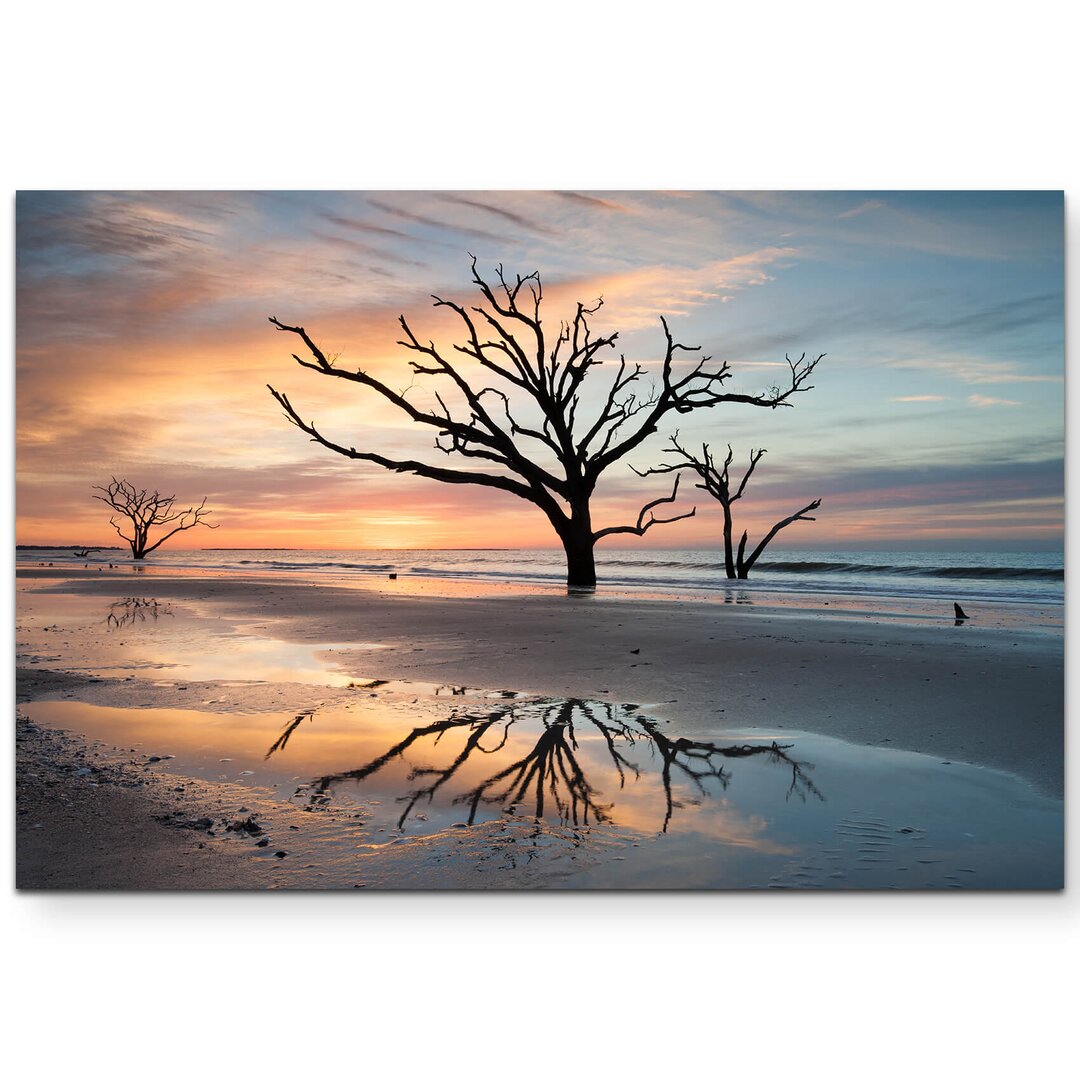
[16,191,1063,551]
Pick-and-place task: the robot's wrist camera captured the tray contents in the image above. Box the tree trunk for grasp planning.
[736,531,749,579]
[562,531,597,590]
[559,505,597,590]
[722,504,736,579]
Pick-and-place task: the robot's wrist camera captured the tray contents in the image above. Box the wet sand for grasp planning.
[14,566,1064,888]
[16,711,265,889]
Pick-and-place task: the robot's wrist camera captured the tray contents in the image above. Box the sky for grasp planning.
[15,190,1064,551]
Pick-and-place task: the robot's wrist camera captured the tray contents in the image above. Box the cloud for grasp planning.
[891,395,948,403]
[16,194,434,359]
[837,198,886,220]
[924,292,1061,338]
[705,289,1061,379]
[365,197,506,243]
[890,354,1060,385]
[440,194,553,234]
[312,230,427,267]
[319,213,418,243]
[16,191,224,262]
[554,192,635,214]
[550,246,799,329]
[817,193,1063,260]
[968,393,1021,408]
[846,293,1062,359]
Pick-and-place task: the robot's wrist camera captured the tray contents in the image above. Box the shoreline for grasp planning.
[15,561,1065,631]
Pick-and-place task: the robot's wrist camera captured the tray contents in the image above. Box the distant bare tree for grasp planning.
[637,436,821,579]
[92,478,217,560]
[268,258,821,590]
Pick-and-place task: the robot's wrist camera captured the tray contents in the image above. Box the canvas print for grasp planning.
[15,190,1063,889]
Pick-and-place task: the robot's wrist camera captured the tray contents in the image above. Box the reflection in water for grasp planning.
[20,689,1064,888]
[265,709,315,758]
[106,597,174,628]
[94,598,370,687]
[294,699,821,832]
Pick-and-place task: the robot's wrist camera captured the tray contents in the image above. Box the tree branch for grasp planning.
[267,385,538,500]
[592,473,696,541]
[739,497,822,576]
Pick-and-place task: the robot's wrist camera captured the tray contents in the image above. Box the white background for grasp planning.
[2,3,1075,1077]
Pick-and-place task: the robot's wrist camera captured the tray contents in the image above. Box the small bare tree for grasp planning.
[637,436,821,579]
[268,258,821,590]
[92,478,217,560]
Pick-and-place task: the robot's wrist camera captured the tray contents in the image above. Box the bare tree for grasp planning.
[268,258,821,590]
[637,436,821,579]
[92,477,217,560]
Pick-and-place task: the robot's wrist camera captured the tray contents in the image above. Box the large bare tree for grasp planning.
[638,436,821,579]
[92,478,217,560]
[268,259,821,589]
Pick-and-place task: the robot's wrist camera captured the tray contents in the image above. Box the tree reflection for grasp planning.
[264,708,315,759]
[105,597,174,628]
[285,698,821,833]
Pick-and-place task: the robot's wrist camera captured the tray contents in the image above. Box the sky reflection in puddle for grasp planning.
[18,593,386,688]
[22,689,1063,889]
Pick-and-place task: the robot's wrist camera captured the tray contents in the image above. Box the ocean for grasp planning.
[18,546,1065,607]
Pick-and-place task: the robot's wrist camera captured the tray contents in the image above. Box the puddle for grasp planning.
[17,592,385,688]
[22,693,1063,889]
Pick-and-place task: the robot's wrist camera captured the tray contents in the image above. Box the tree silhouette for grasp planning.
[92,478,217,560]
[638,436,821,578]
[268,258,821,589]
[287,698,821,833]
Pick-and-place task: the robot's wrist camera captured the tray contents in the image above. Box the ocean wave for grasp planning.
[237,559,395,572]
[409,565,562,582]
[754,561,1063,580]
[595,556,1063,580]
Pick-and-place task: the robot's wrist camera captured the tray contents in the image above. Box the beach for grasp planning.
[15,564,1064,889]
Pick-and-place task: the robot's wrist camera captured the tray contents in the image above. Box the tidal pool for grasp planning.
[17,592,384,688]
[22,689,1063,889]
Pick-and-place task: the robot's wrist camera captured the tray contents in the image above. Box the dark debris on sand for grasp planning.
[15,713,265,890]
